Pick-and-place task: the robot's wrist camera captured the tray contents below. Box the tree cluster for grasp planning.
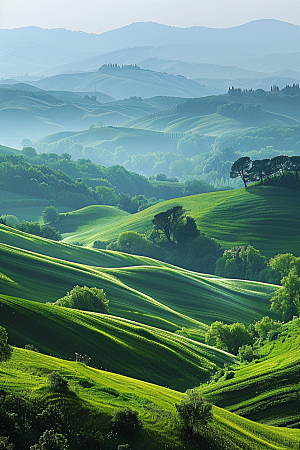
[217,101,261,120]
[107,207,223,275]
[54,285,109,314]
[230,155,300,187]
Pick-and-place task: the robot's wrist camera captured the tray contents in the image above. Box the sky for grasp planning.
[0,0,299,33]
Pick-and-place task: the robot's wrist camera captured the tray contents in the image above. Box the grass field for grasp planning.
[0,189,72,221]
[0,225,277,331]
[198,318,300,427]
[1,348,299,450]
[58,185,300,257]
[0,294,235,391]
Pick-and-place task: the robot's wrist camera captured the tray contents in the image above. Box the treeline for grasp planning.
[230,155,300,187]
[217,102,261,120]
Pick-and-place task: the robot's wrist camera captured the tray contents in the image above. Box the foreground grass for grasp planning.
[198,318,300,426]
[1,348,299,450]
[58,185,300,257]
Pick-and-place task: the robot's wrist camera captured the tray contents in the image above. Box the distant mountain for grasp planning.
[1,20,300,78]
[31,65,218,99]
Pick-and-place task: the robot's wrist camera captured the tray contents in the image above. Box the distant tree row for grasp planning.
[230,155,300,187]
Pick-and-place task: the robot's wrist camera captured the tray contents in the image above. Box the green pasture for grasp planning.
[59,185,300,258]
[1,348,299,450]
[0,189,71,221]
[199,319,300,426]
[0,295,235,390]
[0,226,277,330]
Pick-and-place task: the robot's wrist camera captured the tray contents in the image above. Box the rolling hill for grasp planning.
[0,294,236,390]
[199,318,300,427]
[0,225,276,331]
[1,347,299,450]
[57,185,300,258]
[32,65,216,99]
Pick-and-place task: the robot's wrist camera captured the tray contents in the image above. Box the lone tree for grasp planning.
[55,285,109,313]
[42,205,59,225]
[152,205,186,246]
[230,156,251,187]
[0,326,12,363]
[175,389,213,437]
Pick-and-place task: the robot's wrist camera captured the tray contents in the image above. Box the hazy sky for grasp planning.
[0,0,299,33]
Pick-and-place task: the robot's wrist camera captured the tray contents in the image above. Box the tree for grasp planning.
[30,429,69,450]
[270,268,300,320]
[205,321,254,355]
[55,285,109,313]
[230,156,251,187]
[110,409,142,437]
[176,216,200,246]
[0,436,14,450]
[152,205,186,246]
[0,326,12,363]
[42,206,59,225]
[254,316,282,339]
[175,390,213,436]
[268,253,299,277]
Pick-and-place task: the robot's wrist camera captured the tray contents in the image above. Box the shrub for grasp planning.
[238,345,257,363]
[175,389,213,436]
[54,285,109,313]
[30,429,69,450]
[110,409,142,437]
[48,373,69,391]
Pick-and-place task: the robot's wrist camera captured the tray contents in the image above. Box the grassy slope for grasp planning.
[59,185,300,258]
[198,319,300,427]
[123,110,298,135]
[0,294,235,391]
[0,226,277,330]
[0,189,72,221]
[1,348,299,450]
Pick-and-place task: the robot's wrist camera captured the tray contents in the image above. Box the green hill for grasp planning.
[58,185,300,258]
[0,225,277,331]
[0,294,235,391]
[1,348,299,450]
[198,318,300,427]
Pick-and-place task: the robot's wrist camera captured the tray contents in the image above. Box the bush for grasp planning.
[0,436,14,450]
[238,345,257,363]
[30,429,69,450]
[42,206,59,224]
[54,285,109,313]
[48,373,69,391]
[175,389,213,436]
[110,409,142,437]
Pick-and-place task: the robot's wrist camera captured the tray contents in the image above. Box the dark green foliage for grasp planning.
[110,409,142,437]
[215,245,267,281]
[15,221,62,241]
[30,429,69,450]
[47,373,69,391]
[152,205,186,246]
[230,157,251,187]
[0,436,14,450]
[35,405,64,434]
[42,206,59,225]
[206,321,254,355]
[0,326,12,363]
[176,216,200,246]
[55,285,109,313]
[175,390,213,436]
